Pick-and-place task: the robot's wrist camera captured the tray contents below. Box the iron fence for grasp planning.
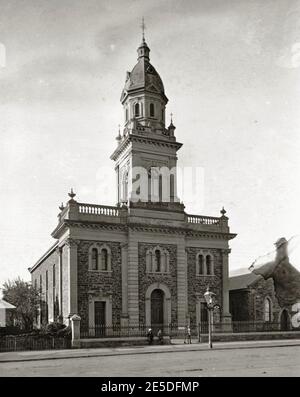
[80,324,169,339]
[80,320,296,339]
[0,336,71,352]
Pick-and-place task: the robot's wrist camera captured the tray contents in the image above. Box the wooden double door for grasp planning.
[94,301,106,336]
[151,289,164,332]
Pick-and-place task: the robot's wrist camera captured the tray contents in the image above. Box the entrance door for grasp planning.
[280,309,289,331]
[94,301,106,336]
[151,289,164,332]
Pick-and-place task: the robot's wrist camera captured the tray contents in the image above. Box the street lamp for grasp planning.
[204,286,216,349]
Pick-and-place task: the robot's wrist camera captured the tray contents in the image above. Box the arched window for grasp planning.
[206,255,213,275]
[146,247,169,273]
[155,250,161,272]
[91,248,98,270]
[125,108,128,121]
[101,248,108,271]
[134,103,140,117]
[198,255,204,275]
[264,298,272,322]
[150,103,155,117]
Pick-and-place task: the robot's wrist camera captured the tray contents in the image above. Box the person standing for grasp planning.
[187,326,192,344]
[147,328,153,345]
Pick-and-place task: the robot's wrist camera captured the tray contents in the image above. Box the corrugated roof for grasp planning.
[0,299,16,309]
[229,272,262,291]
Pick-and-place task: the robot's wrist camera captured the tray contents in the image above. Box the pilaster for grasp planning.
[221,248,232,323]
[177,238,188,327]
[65,238,79,318]
[127,231,139,325]
[121,243,129,327]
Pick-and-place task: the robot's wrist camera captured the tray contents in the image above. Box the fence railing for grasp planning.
[80,321,296,339]
[0,336,71,352]
[80,324,169,339]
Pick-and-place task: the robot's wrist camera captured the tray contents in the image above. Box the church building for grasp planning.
[29,33,236,334]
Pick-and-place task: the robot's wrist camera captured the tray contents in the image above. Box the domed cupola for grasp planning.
[120,30,168,134]
[122,39,166,98]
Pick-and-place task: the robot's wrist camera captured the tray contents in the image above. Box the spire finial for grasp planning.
[170,112,173,124]
[68,188,76,201]
[141,17,146,42]
[220,206,227,217]
[116,124,121,141]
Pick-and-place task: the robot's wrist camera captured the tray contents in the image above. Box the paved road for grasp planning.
[0,343,300,377]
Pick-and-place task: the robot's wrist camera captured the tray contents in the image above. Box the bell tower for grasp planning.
[111,25,183,210]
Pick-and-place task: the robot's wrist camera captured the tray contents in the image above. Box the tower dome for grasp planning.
[121,40,165,99]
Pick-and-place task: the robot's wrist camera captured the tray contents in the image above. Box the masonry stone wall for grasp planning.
[77,240,122,328]
[230,277,293,323]
[229,290,251,321]
[138,242,178,325]
[31,249,59,325]
[253,278,287,322]
[186,247,223,327]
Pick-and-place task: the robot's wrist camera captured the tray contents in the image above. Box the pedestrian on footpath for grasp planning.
[187,326,192,344]
[157,329,163,344]
[147,328,153,345]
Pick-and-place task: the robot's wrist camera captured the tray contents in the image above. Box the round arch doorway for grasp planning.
[151,289,164,332]
[280,309,290,331]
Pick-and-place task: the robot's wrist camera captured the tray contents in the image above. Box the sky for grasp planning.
[1,0,300,288]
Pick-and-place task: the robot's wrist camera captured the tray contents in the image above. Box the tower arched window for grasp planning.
[101,249,108,271]
[155,250,161,272]
[134,103,140,117]
[206,255,213,275]
[150,103,155,117]
[264,297,272,322]
[125,108,128,121]
[91,248,98,270]
[148,167,161,202]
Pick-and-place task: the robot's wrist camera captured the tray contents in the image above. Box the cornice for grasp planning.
[110,134,182,161]
[62,219,235,240]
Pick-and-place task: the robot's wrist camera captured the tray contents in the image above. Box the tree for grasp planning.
[2,277,40,330]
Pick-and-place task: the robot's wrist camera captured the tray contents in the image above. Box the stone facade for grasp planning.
[138,242,177,325]
[187,247,223,327]
[77,240,122,328]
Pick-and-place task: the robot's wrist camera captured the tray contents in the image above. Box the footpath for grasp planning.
[0,338,300,363]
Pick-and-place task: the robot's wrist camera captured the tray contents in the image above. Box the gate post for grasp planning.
[71,314,81,348]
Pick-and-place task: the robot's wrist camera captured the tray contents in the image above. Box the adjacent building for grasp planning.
[229,273,291,330]
[0,299,15,327]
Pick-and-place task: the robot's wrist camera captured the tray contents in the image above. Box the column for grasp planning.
[121,243,129,327]
[127,230,139,326]
[221,248,232,324]
[177,239,188,327]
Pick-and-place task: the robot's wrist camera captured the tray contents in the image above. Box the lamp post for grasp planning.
[204,286,216,349]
